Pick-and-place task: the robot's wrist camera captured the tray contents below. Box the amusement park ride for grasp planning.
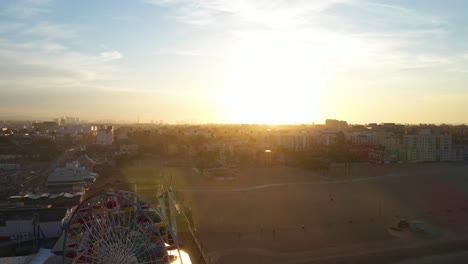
[61,186,189,264]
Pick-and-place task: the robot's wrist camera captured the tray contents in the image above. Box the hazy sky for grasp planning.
[1,0,468,124]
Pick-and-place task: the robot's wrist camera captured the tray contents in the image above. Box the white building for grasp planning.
[345,131,374,145]
[403,128,461,162]
[47,162,97,192]
[117,144,139,156]
[346,129,401,158]
[279,133,314,151]
[96,126,114,145]
[320,130,342,146]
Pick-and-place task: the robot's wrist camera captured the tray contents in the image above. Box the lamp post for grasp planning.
[132,182,138,206]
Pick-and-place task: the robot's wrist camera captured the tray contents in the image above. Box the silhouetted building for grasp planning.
[32,122,58,132]
[77,151,97,167]
[325,119,348,129]
[0,207,66,242]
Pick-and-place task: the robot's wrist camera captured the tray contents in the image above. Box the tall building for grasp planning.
[96,125,114,145]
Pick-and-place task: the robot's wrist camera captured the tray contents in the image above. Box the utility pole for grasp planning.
[378,199,382,217]
[32,213,39,252]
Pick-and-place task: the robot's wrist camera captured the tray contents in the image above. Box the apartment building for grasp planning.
[279,132,314,151]
[402,128,461,162]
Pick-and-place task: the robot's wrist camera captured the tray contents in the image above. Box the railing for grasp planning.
[178,204,209,264]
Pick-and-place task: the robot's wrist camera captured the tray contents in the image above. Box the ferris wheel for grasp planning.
[62,191,181,264]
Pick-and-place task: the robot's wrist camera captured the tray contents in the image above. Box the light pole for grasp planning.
[131,182,138,206]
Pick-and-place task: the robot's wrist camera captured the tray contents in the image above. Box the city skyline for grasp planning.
[2,0,468,124]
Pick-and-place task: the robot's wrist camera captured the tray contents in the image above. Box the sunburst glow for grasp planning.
[220,35,325,124]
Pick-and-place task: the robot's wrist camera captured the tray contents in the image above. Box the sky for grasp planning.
[1,0,468,124]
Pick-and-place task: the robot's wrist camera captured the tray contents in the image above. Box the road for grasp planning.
[22,148,76,191]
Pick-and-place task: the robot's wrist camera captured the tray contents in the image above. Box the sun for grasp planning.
[219,42,324,124]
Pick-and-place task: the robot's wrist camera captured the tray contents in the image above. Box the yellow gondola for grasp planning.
[70,223,82,229]
[70,234,82,240]
[122,206,134,213]
[156,222,166,228]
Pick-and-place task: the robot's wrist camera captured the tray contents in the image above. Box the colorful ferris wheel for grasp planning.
[62,191,181,263]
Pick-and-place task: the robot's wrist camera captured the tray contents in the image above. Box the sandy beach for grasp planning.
[92,162,468,263]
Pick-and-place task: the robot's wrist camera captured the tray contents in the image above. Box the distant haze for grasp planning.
[1,0,468,124]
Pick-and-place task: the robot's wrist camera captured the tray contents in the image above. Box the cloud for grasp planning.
[144,0,468,77]
[0,6,127,95]
[42,43,67,52]
[146,0,352,28]
[0,37,130,94]
[461,54,468,60]
[23,22,76,39]
[355,1,445,27]
[100,50,123,61]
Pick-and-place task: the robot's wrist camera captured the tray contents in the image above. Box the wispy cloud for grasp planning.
[23,21,76,39]
[144,0,449,64]
[2,0,51,18]
[355,1,446,27]
[100,49,123,61]
[42,42,67,52]
[0,0,130,98]
[147,0,352,28]
[0,36,129,94]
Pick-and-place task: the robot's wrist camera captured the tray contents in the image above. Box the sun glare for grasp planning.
[220,38,324,124]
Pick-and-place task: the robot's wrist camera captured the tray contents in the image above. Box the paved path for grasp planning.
[179,172,411,192]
